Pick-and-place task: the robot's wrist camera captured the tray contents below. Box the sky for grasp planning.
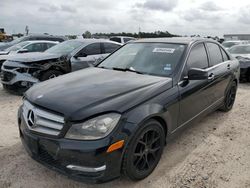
[1,0,250,37]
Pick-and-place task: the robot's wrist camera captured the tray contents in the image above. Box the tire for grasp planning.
[40,70,63,81]
[2,83,27,96]
[220,81,237,112]
[122,119,165,181]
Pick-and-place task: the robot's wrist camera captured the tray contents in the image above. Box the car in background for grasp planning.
[222,40,249,50]
[0,34,67,51]
[110,36,135,44]
[18,38,239,183]
[0,41,58,69]
[1,39,122,94]
[228,44,250,81]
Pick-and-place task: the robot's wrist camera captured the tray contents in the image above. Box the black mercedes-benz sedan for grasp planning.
[18,38,239,183]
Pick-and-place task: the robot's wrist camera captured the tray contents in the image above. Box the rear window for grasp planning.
[124,38,135,43]
[110,37,122,43]
[103,42,121,53]
[220,48,230,61]
[206,43,223,66]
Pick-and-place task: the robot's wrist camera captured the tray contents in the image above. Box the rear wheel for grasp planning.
[40,70,63,81]
[220,81,237,112]
[122,120,165,180]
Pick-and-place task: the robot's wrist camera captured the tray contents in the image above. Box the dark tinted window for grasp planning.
[207,43,223,66]
[220,48,229,61]
[124,38,134,43]
[187,43,208,69]
[82,43,101,56]
[103,42,120,53]
[110,37,122,43]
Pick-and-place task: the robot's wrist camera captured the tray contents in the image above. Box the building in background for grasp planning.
[224,34,250,41]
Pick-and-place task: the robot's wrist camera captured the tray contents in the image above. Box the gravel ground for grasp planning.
[0,84,250,188]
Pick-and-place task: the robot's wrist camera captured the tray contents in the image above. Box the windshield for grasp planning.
[45,40,83,55]
[6,36,26,46]
[222,42,240,48]
[5,41,30,52]
[228,45,250,54]
[98,43,186,77]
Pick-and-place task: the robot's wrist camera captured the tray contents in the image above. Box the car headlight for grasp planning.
[65,113,121,140]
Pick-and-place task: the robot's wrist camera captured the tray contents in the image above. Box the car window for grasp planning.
[124,38,134,43]
[220,48,229,61]
[206,43,223,66]
[110,37,122,43]
[46,43,56,49]
[103,42,120,53]
[25,43,46,52]
[81,43,101,56]
[187,43,209,70]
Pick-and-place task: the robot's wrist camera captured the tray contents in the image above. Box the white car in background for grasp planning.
[110,36,135,44]
[0,40,58,55]
[0,40,58,69]
[222,40,249,50]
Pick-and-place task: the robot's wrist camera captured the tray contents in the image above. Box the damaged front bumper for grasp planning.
[0,60,39,86]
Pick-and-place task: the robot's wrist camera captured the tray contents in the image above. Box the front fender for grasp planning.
[123,103,172,137]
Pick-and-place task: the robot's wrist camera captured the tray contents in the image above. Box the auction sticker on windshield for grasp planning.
[153,48,175,53]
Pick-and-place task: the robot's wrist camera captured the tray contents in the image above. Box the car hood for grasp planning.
[6,52,61,63]
[0,43,11,50]
[26,67,172,121]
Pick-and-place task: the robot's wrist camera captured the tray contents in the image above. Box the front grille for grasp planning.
[22,100,64,136]
[0,71,15,81]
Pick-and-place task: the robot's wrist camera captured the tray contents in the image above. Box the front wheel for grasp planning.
[122,119,165,180]
[220,81,237,112]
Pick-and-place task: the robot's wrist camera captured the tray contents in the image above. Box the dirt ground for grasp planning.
[0,84,250,188]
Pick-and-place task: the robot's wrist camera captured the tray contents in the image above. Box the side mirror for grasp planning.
[188,68,208,80]
[18,49,29,53]
[74,52,87,59]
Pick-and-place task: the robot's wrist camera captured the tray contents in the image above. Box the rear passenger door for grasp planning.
[71,43,102,71]
[205,42,232,101]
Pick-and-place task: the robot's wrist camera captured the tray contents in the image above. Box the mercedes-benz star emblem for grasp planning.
[27,110,35,127]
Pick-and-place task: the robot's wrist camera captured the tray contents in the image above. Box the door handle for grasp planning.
[208,73,215,81]
[227,64,231,70]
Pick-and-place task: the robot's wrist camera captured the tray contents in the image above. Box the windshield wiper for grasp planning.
[112,67,144,74]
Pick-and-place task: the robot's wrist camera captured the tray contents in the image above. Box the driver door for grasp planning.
[178,43,214,127]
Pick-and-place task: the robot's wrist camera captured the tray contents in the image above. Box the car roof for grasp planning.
[110,36,135,39]
[25,40,59,44]
[133,37,215,44]
[223,40,243,43]
[231,44,250,47]
[25,34,66,39]
[69,39,122,45]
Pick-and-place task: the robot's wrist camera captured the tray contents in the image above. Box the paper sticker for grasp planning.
[164,64,172,71]
[153,48,175,53]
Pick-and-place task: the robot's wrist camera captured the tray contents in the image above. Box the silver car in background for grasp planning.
[0,39,122,94]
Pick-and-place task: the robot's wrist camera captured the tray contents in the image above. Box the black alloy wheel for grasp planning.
[123,120,165,180]
[220,81,237,112]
